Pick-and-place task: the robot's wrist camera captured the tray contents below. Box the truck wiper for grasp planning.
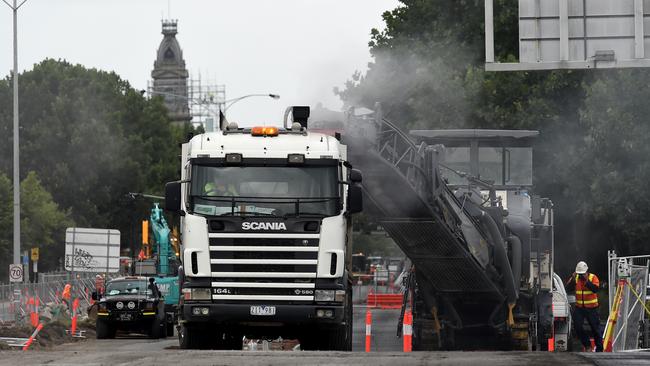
[192,195,231,200]
[217,211,278,217]
[284,212,327,218]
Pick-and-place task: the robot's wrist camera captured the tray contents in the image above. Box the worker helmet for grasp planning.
[575,261,588,274]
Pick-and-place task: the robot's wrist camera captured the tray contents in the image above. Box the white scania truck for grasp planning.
[164,106,362,350]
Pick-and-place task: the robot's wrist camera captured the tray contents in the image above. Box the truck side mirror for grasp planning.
[350,169,362,184]
[91,291,98,301]
[348,184,363,214]
[165,181,181,212]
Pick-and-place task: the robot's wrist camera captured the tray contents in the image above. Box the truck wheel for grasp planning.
[96,320,115,339]
[327,323,350,351]
[167,320,175,337]
[159,321,168,339]
[149,318,162,339]
[165,312,175,337]
[298,332,323,350]
[331,290,353,351]
[178,323,202,349]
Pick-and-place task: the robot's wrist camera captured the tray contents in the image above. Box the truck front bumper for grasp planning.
[181,302,345,326]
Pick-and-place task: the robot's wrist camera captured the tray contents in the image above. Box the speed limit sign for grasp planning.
[9,264,23,283]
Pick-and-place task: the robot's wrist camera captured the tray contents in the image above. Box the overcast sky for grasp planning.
[0,0,399,125]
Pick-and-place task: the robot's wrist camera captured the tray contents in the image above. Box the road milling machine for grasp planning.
[343,107,570,351]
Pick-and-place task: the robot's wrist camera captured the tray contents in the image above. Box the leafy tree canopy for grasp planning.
[0,59,197,279]
[339,1,650,275]
[0,171,73,276]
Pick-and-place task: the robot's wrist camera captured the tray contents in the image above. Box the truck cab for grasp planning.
[165,107,362,350]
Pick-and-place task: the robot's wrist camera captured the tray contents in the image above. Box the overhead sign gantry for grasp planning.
[485,0,650,71]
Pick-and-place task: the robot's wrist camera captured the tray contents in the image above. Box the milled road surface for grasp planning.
[4,342,646,366]
[4,304,650,365]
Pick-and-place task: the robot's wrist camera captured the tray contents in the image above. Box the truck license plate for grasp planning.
[250,306,276,316]
[119,313,133,321]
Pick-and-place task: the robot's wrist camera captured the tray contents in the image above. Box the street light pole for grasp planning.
[3,0,29,266]
[223,93,280,113]
[147,90,280,131]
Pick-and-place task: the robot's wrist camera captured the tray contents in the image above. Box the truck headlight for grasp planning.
[315,290,346,302]
[315,290,335,302]
[192,307,210,316]
[334,290,346,302]
[182,288,211,300]
[316,308,335,318]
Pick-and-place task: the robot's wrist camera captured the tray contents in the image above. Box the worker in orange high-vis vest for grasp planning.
[61,283,72,310]
[566,261,603,352]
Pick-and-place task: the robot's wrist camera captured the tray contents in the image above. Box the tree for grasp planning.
[0,171,73,279]
[20,171,74,273]
[0,59,199,267]
[339,0,650,276]
[0,175,12,279]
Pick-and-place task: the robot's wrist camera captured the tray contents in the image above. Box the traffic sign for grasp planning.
[9,264,23,283]
[31,247,39,261]
[65,228,121,273]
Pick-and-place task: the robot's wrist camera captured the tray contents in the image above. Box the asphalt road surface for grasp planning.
[4,305,650,365]
[5,340,650,366]
[352,306,402,352]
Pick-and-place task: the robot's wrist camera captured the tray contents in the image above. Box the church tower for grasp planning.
[151,20,191,124]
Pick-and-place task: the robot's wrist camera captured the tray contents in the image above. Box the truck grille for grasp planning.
[209,234,319,302]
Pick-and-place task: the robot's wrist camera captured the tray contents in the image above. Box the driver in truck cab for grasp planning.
[204,181,238,197]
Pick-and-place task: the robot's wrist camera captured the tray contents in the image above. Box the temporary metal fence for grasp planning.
[0,274,118,325]
[38,271,101,283]
[606,250,650,351]
[607,251,650,310]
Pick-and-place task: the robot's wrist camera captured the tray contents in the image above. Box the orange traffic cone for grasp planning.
[403,310,413,352]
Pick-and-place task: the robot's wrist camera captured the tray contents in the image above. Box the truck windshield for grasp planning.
[105,280,151,296]
[190,165,340,217]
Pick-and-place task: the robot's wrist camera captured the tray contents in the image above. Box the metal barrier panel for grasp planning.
[607,251,650,351]
[0,274,119,323]
[608,252,650,311]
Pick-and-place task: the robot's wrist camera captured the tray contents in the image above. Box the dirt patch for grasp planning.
[0,325,32,338]
[0,321,95,350]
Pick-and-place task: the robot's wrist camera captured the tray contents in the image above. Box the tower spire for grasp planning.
[150,18,191,125]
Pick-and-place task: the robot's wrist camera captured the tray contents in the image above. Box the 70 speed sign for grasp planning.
[9,264,23,283]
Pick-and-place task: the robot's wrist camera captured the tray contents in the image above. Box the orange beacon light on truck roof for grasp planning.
[251,126,279,136]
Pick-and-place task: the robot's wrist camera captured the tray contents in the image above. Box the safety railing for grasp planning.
[346,105,429,199]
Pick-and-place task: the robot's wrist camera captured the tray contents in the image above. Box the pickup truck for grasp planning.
[94,276,167,339]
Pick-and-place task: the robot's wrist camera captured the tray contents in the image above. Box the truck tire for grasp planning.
[331,289,353,351]
[298,334,320,350]
[301,289,353,351]
[149,318,162,339]
[178,323,202,349]
[167,320,175,337]
[160,321,168,339]
[327,323,351,351]
[96,320,115,339]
